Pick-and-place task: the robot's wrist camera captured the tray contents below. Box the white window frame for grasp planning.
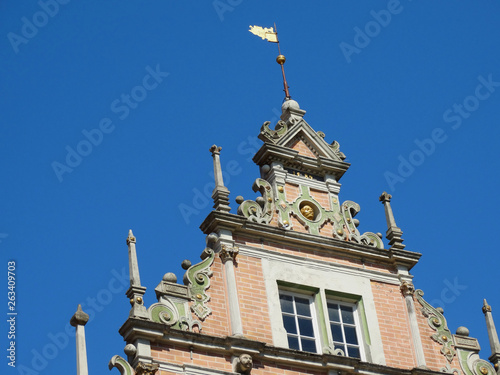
[278,290,321,353]
[325,299,366,360]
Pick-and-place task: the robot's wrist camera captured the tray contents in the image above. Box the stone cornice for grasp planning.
[119,318,443,375]
[199,211,421,270]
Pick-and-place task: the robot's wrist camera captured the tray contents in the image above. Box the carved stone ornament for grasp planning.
[109,355,135,375]
[184,233,217,320]
[415,290,456,363]
[237,179,274,224]
[219,245,239,263]
[400,281,415,296]
[329,140,346,160]
[148,297,201,332]
[440,363,461,374]
[457,350,496,375]
[135,362,159,375]
[260,120,288,143]
[270,184,383,249]
[234,353,253,375]
[323,343,345,356]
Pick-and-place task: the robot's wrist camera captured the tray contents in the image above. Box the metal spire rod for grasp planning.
[274,23,291,99]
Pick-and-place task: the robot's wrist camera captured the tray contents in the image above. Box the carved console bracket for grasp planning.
[415,289,456,363]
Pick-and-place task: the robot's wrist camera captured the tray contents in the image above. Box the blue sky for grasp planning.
[1,1,500,374]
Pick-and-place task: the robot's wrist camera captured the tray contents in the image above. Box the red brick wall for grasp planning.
[370,281,416,369]
[290,139,317,158]
[309,189,330,211]
[235,254,274,343]
[285,183,300,203]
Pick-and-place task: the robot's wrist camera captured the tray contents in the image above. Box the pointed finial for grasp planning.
[70,304,89,375]
[483,298,500,369]
[210,145,231,213]
[379,192,405,250]
[125,229,148,319]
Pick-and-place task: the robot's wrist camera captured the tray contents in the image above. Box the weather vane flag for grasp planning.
[249,24,291,99]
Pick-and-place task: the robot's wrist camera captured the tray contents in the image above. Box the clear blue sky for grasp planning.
[1,1,499,374]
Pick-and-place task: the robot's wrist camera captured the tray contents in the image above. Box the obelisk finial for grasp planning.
[70,304,90,375]
[249,24,291,99]
[379,192,405,250]
[210,145,231,212]
[483,299,500,370]
[125,229,148,319]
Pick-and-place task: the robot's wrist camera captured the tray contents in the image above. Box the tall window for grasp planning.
[279,292,319,353]
[327,301,363,359]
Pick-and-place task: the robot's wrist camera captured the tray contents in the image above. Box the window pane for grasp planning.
[340,305,354,324]
[280,294,294,313]
[287,335,300,350]
[298,317,314,337]
[301,338,317,353]
[330,323,343,341]
[282,315,297,334]
[295,297,311,317]
[347,346,360,359]
[344,326,358,345]
[327,303,340,322]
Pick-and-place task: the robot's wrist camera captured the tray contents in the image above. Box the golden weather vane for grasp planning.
[249,24,291,99]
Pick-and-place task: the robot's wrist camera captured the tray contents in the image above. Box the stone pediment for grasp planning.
[258,99,346,163]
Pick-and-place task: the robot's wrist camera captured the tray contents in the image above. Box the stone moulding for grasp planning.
[415,289,456,363]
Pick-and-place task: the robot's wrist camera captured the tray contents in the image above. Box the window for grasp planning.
[279,291,320,353]
[327,301,364,359]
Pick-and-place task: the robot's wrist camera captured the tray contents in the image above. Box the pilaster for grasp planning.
[400,281,426,368]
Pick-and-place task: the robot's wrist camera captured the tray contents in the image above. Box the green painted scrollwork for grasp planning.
[109,355,135,375]
[260,120,288,143]
[237,179,274,224]
[415,289,456,363]
[184,247,215,320]
[458,350,496,375]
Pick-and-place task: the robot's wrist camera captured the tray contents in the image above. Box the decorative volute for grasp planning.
[236,99,384,249]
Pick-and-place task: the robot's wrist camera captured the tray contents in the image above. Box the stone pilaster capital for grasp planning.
[400,281,415,296]
[135,362,159,375]
[219,245,239,263]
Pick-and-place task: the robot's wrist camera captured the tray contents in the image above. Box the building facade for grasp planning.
[72,98,500,375]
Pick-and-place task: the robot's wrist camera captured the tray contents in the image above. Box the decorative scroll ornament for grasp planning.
[148,299,201,332]
[184,237,217,320]
[109,355,135,375]
[415,289,456,363]
[237,179,383,248]
[440,364,461,374]
[329,140,346,160]
[237,179,274,224]
[456,350,496,375]
[260,120,288,143]
[323,343,345,356]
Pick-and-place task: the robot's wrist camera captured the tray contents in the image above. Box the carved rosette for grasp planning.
[415,289,456,363]
[237,179,274,224]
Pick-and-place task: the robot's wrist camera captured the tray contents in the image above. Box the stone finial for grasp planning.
[70,305,89,375]
[483,299,500,369]
[70,304,89,327]
[379,192,405,250]
[234,353,253,374]
[209,145,231,213]
[125,229,148,319]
